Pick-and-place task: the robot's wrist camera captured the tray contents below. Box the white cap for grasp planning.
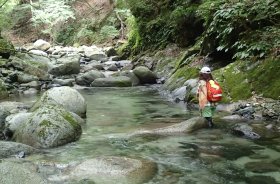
[200,66,211,74]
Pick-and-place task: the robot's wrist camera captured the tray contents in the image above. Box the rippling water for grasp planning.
[13,86,280,183]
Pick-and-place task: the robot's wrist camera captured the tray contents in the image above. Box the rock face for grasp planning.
[14,104,82,148]
[31,86,87,118]
[49,156,157,184]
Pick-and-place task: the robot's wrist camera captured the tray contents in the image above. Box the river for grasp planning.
[8,86,280,183]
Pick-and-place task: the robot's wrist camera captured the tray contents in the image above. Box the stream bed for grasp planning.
[6,86,280,184]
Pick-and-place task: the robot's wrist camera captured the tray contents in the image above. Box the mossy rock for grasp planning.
[248,58,280,100]
[14,104,82,148]
[214,57,280,102]
[164,66,199,91]
[0,38,15,59]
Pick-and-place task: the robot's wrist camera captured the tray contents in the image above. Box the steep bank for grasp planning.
[122,0,280,102]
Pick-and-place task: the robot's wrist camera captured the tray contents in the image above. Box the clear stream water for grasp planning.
[12,86,280,183]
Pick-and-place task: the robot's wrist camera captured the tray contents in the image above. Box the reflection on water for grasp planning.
[12,86,280,183]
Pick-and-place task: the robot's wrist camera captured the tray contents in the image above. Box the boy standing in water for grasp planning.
[197,66,216,128]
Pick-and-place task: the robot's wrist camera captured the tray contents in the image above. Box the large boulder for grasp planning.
[91,76,132,87]
[118,71,140,86]
[49,156,157,184]
[76,70,105,86]
[31,86,86,117]
[33,39,51,51]
[133,66,158,84]
[14,104,82,148]
[9,54,50,80]
[49,55,80,76]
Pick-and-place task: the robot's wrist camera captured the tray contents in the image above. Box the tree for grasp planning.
[31,0,75,42]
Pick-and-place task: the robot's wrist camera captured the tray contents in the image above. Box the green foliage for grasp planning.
[55,24,76,45]
[99,25,119,40]
[0,0,19,31]
[118,15,142,57]
[127,0,205,51]
[31,0,75,41]
[206,0,280,59]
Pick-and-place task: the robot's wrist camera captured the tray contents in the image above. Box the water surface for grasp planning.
[15,86,280,183]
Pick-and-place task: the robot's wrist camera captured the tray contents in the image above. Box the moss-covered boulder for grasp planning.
[0,38,15,59]
[9,54,50,80]
[13,104,82,148]
[214,57,280,102]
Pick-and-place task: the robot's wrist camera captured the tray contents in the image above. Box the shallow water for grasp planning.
[12,86,280,183]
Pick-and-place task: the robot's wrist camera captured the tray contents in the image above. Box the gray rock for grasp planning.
[76,70,105,86]
[133,66,158,84]
[49,156,157,184]
[91,76,132,87]
[245,161,279,173]
[33,39,51,51]
[0,141,38,159]
[0,101,30,114]
[107,64,118,71]
[118,71,140,86]
[17,73,39,84]
[31,86,87,118]
[221,115,243,121]
[49,55,80,76]
[89,53,107,61]
[20,81,41,89]
[129,117,207,137]
[5,112,32,132]
[231,123,261,139]
[52,78,74,86]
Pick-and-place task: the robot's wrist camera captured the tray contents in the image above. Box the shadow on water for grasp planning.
[6,86,280,184]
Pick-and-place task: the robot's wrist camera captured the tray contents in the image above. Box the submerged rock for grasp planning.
[245,161,279,173]
[246,175,278,184]
[49,156,157,184]
[0,141,38,159]
[0,159,46,183]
